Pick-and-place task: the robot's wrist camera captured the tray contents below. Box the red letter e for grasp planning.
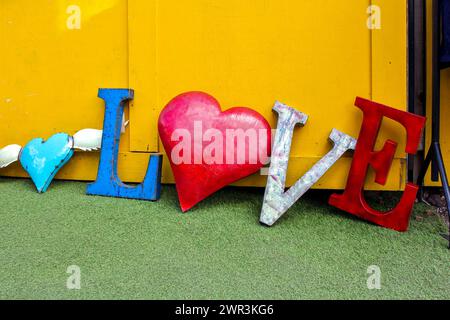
[329,97,426,231]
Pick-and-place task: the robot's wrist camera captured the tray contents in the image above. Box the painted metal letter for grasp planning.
[260,102,357,226]
[87,89,162,201]
[329,97,426,232]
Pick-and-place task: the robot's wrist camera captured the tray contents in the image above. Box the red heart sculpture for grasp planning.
[159,92,272,212]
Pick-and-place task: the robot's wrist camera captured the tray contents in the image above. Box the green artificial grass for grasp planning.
[0,178,448,300]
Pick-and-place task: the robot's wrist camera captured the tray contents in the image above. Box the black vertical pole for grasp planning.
[409,0,416,182]
[432,0,441,146]
[431,0,441,181]
[409,0,416,116]
[433,0,450,247]
[418,0,450,248]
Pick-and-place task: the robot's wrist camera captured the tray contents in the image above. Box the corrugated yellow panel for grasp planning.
[0,0,409,190]
[129,0,408,189]
[0,0,129,144]
[0,0,131,180]
[128,0,159,152]
[370,0,408,190]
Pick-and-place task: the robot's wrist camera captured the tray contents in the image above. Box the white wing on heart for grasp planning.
[73,129,103,151]
[0,144,22,168]
[73,116,128,152]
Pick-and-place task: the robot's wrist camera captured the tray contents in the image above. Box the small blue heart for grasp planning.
[20,133,74,193]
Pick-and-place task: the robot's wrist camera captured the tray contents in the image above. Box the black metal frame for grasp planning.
[408,0,427,184]
[417,0,450,248]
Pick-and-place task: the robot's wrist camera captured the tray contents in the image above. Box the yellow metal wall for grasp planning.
[0,0,409,190]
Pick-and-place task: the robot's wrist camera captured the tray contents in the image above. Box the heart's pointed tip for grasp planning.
[180,202,195,213]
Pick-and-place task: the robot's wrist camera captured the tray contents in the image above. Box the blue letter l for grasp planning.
[87,89,162,201]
